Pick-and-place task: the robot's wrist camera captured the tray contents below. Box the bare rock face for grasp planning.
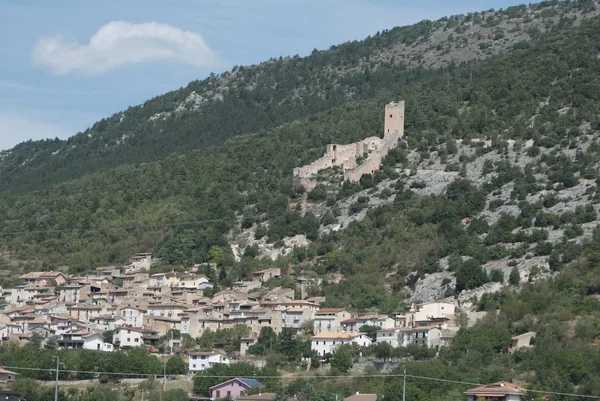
[408,271,455,303]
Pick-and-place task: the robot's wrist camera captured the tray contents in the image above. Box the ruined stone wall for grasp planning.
[293,101,404,190]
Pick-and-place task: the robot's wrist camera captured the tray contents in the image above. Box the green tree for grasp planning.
[359,325,380,341]
[28,332,42,350]
[330,344,354,373]
[509,266,521,286]
[250,327,278,355]
[166,355,187,375]
[374,341,393,361]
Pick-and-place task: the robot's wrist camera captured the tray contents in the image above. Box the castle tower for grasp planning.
[384,101,405,145]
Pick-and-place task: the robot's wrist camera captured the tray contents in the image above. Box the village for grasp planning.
[0,252,537,401]
[0,253,468,362]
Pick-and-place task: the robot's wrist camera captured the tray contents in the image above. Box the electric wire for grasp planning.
[3,365,600,399]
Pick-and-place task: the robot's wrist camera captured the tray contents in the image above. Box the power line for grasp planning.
[1,172,595,237]
[4,365,600,399]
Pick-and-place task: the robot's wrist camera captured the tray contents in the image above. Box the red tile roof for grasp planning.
[465,382,525,396]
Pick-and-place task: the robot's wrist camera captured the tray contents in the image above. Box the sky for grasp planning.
[0,0,527,151]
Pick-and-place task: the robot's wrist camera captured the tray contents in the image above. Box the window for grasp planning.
[127,338,131,342]
[216,391,220,398]
[227,392,231,397]
[134,338,139,343]
[193,364,196,368]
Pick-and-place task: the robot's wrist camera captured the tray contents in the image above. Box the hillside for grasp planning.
[0,0,599,315]
[4,2,600,399]
[1,0,598,194]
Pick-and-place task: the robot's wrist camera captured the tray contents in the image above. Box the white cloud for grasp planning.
[31,21,223,76]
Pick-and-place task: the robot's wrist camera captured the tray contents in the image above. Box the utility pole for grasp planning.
[402,369,406,401]
[162,359,167,401]
[53,356,63,401]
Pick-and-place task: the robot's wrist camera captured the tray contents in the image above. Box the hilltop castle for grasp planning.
[293,101,405,190]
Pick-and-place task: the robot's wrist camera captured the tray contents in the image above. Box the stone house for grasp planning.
[509,332,535,353]
[89,315,125,332]
[252,268,281,283]
[313,308,353,334]
[59,285,83,303]
[281,307,314,331]
[19,272,67,287]
[67,305,103,322]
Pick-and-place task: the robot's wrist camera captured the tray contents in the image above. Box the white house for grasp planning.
[112,326,158,348]
[281,307,314,331]
[57,331,113,352]
[82,332,114,352]
[376,328,404,348]
[311,332,372,356]
[188,351,230,371]
[120,307,146,327]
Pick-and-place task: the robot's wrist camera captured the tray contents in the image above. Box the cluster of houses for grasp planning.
[0,253,537,383]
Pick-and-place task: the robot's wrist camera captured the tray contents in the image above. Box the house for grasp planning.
[81,332,114,352]
[89,315,126,332]
[400,302,456,328]
[127,253,153,273]
[67,305,103,322]
[188,351,230,372]
[311,332,372,356]
[239,337,257,356]
[210,378,263,400]
[376,328,404,348]
[58,285,83,303]
[509,332,535,353]
[29,325,57,340]
[252,268,281,283]
[120,307,146,327]
[19,272,67,287]
[146,303,187,319]
[232,281,262,293]
[313,308,353,334]
[344,394,378,401]
[112,326,159,348]
[281,307,314,331]
[237,393,277,401]
[0,367,18,382]
[465,382,526,401]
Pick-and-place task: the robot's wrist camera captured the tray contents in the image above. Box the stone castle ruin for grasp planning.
[293,101,405,190]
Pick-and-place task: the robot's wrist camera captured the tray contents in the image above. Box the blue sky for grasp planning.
[0,0,526,151]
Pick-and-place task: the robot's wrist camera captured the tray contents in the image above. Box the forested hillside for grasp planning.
[0,1,598,317]
[0,0,597,194]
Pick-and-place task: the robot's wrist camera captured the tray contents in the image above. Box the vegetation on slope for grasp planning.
[0,0,597,194]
